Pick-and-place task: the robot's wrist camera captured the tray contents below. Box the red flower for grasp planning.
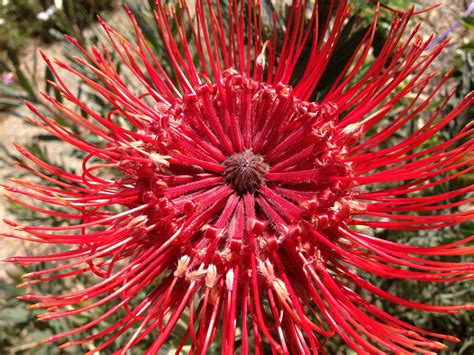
[2,1,473,353]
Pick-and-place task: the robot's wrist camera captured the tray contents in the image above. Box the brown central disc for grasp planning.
[222,149,269,195]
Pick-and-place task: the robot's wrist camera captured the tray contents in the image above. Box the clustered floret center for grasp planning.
[222,149,269,195]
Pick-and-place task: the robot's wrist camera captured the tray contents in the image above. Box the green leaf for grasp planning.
[0,97,23,106]
[1,308,30,323]
[14,67,36,99]
[0,83,28,97]
[6,48,19,67]
[45,65,63,103]
[29,330,52,342]
[460,40,474,52]
[7,49,36,99]
[462,16,474,31]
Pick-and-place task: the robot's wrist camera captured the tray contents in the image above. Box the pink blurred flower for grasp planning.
[1,71,14,85]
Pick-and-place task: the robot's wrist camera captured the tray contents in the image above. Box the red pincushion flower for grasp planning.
[2,0,474,353]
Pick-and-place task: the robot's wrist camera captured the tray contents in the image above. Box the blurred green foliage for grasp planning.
[0,0,118,113]
[0,0,116,53]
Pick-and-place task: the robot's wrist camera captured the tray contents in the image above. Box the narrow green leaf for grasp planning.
[462,16,474,31]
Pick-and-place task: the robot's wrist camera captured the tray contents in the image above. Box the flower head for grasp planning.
[2,0,473,353]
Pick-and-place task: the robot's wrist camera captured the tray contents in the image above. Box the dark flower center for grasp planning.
[222,149,269,195]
